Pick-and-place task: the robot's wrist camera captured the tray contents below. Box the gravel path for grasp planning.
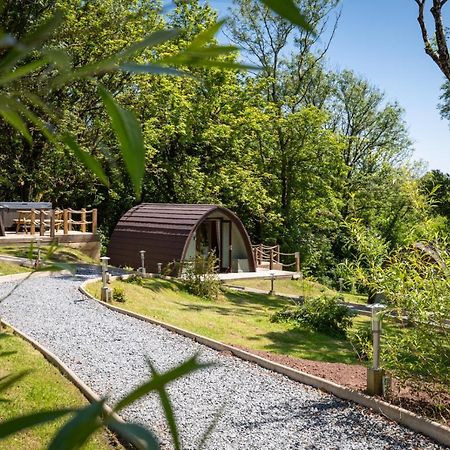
[0,270,446,450]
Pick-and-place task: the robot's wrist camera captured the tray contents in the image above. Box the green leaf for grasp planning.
[98,86,144,198]
[120,63,187,77]
[48,400,105,450]
[0,410,73,439]
[108,420,159,449]
[0,109,32,142]
[115,355,210,411]
[62,133,109,187]
[197,406,225,450]
[260,0,314,32]
[0,59,48,85]
[148,362,181,450]
[188,20,226,50]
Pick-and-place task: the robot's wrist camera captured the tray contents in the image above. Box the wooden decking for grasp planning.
[0,230,97,245]
[218,268,298,281]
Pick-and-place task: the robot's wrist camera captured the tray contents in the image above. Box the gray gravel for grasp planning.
[0,270,446,450]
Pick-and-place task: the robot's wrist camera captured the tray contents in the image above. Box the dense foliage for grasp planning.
[1,0,446,281]
[271,294,354,336]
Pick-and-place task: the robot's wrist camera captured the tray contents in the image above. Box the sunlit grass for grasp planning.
[0,245,96,264]
[226,277,367,304]
[88,278,369,364]
[0,329,116,449]
[0,261,31,276]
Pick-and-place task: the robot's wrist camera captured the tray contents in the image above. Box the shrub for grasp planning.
[124,274,144,286]
[182,252,221,301]
[113,286,126,303]
[271,295,355,337]
[348,325,372,361]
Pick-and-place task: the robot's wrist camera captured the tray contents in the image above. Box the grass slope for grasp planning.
[88,278,369,365]
[0,261,31,276]
[0,245,96,264]
[226,277,367,304]
[0,330,116,449]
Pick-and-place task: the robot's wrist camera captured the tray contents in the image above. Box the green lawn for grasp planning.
[0,261,31,276]
[87,278,369,364]
[226,277,367,304]
[0,245,96,265]
[0,329,117,449]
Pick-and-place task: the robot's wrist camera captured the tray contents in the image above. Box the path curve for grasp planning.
[0,269,445,449]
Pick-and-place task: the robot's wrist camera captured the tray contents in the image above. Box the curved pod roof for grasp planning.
[108,203,255,274]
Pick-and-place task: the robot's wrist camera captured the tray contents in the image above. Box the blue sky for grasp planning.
[209,0,450,174]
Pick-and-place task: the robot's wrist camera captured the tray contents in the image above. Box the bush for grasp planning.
[113,286,126,303]
[124,274,144,286]
[271,295,355,337]
[348,325,372,361]
[182,253,221,301]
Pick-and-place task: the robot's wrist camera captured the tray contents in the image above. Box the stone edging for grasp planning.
[80,276,450,448]
[0,318,127,444]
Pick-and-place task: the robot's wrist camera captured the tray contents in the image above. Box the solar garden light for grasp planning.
[100,256,111,302]
[367,302,386,396]
[269,272,275,295]
[35,239,42,269]
[157,262,162,276]
[139,250,146,276]
[338,277,344,293]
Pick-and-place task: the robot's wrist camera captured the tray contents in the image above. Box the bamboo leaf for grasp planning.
[48,401,105,450]
[108,420,159,449]
[0,109,32,142]
[115,355,210,411]
[98,86,144,198]
[0,59,48,85]
[0,409,73,439]
[260,0,314,32]
[62,133,109,187]
[188,20,227,49]
[120,63,187,77]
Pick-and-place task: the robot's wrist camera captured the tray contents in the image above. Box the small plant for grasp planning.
[348,325,373,361]
[113,287,126,303]
[271,295,355,337]
[124,274,144,286]
[182,253,221,300]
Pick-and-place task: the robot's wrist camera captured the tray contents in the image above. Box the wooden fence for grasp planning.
[14,208,97,237]
[252,244,300,272]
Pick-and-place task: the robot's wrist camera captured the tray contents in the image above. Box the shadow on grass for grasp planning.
[260,327,355,364]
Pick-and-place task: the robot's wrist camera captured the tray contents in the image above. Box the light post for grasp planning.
[367,303,386,395]
[157,262,162,276]
[100,256,111,302]
[338,277,344,293]
[35,239,42,269]
[269,272,275,295]
[139,250,146,276]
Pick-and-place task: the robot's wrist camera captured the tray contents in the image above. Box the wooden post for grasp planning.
[63,209,68,235]
[276,245,280,264]
[259,244,262,266]
[30,209,35,235]
[92,209,97,234]
[81,208,86,233]
[269,248,274,270]
[50,209,55,238]
[295,251,300,273]
[39,210,45,236]
[68,209,72,232]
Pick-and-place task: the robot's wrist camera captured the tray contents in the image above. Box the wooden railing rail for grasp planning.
[252,244,300,272]
[12,207,97,236]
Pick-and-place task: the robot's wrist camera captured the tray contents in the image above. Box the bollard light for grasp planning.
[35,239,42,269]
[269,272,275,295]
[139,250,146,275]
[338,277,344,293]
[157,262,162,276]
[367,302,386,395]
[100,256,110,302]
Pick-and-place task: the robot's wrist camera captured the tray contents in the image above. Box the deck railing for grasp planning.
[252,244,300,272]
[13,208,97,237]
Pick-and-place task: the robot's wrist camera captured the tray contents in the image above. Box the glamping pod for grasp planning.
[108,203,256,274]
